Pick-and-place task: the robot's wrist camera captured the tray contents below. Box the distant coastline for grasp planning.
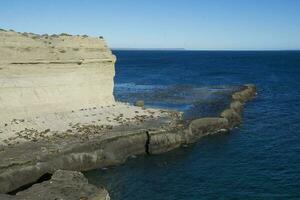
[112,48,186,51]
[112,48,300,51]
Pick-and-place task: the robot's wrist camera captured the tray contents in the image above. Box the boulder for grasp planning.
[220,109,241,128]
[134,100,144,107]
[245,84,257,93]
[187,117,229,142]
[230,101,243,114]
[232,84,257,103]
[148,130,184,154]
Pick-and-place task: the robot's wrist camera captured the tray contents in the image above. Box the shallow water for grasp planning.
[85,50,300,199]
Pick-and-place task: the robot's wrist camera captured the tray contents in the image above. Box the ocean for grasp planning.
[85,50,300,200]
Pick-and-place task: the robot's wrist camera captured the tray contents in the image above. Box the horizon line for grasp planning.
[111,48,300,51]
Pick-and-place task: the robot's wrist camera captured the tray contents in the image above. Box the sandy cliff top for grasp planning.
[0,29,116,65]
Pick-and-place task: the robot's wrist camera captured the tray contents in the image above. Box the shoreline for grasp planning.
[0,84,256,199]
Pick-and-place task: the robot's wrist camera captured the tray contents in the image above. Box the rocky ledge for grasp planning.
[0,84,257,198]
[0,170,110,200]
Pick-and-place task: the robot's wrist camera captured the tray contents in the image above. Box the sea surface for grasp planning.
[85,50,300,200]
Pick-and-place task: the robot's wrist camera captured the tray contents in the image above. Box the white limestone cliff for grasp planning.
[0,30,116,121]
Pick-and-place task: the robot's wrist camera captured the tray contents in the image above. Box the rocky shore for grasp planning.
[0,29,257,199]
[0,84,256,199]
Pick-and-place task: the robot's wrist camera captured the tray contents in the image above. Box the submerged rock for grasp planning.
[221,84,257,128]
[134,100,145,107]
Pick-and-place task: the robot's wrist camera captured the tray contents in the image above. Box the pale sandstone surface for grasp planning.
[0,30,115,121]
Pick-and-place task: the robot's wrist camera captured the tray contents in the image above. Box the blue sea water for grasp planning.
[85,51,300,200]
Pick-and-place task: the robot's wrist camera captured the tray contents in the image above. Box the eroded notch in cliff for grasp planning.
[7,173,52,195]
[145,131,150,155]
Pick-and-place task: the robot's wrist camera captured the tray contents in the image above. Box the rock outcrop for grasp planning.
[148,84,257,154]
[134,100,145,108]
[0,30,116,121]
[0,170,110,200]
[187,117,229,141]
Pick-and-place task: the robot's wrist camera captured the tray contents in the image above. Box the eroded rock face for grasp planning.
[220,84,257,128]
[230,101,243,114]
[220,109,241,128]
[0,30,116,121]
[187,117,229,142]
[0,170,110,200]
[232,84,256,103]
[148,129,184,154]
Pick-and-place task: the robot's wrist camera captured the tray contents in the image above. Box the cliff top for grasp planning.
[0,29,115,65]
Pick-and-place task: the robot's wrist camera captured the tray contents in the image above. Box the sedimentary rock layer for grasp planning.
[0,30,116,121]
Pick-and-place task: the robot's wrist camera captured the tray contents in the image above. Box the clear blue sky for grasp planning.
[1,0,299,50]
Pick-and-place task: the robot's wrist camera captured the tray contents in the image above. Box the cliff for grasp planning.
[0,30,116,121]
